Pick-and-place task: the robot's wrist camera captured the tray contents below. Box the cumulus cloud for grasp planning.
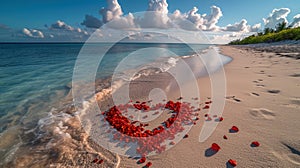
[105,13,136,29]
[88,0,257,33]
[203,6,223,31]
[100,0,123,23]
[222,19,251,32]
[22,28,44,38]
[49,20,88,35]
[250,23,262,32]
[178,6,222,31]
[148,0,168,14]
[50,20,75,31]
[263,8,290,29]
[138,0,171,28]
[81,15,103,28]
[290,14,300,28]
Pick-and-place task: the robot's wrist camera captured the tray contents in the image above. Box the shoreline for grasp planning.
[2,43,300,167]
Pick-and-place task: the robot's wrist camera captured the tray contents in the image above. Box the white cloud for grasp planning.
[263,8,290,29]
[178,5,222,31]
[81,15,102,28]
[148,0,168,14]
[290,14,300,28]
[185,7,205,30]
[50,20,75,31]
[86,0,258,33]
[138,0,171,28]
[203,5,223,31]
[100,0,123,23]
[209,32,253,44]
[222,19,250,32]
[105,13,136,29]
[22,28,44,38]
[250,23,262,32]
[49,20,89,34]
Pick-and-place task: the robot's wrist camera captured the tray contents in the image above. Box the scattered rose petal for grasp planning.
[219,117,224,121]
[230,126,239,133]
[98,159,103,164]
[251,141,260,147]
[223,135,228,140]
[211,143,221,152]
[138,157,146,164]
[183,134,189,138]
[92,158,98,163]
[228,159,237,167]
[203,105,210,109]
[145,162,152,167]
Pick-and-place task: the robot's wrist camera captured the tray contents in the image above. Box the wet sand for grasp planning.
[2,43,300,167]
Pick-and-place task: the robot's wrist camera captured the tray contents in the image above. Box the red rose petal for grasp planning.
[145,162,152,167]
[98,159,104,164]
[203,105,210,109]
[251,141,260,147]
[223,135,228,140]
[92,158,98,163]
[219,117,224,121]
[183,134,189,138]
[228,159,237,167]
[211,143,221,152]
[138,157,146,164]
[230,126,239,132]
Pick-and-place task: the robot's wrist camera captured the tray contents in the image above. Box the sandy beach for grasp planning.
[117,44,300,167]
[90,43,300,168]
[3,43,300,168]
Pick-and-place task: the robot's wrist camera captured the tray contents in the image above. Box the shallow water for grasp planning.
[0,42,230,165]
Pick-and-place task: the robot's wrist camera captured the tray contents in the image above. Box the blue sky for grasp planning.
[0,0,299,43]
[0,0,299,29]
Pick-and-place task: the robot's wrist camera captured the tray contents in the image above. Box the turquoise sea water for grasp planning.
[0,43,215,133]
[0,43,232,164]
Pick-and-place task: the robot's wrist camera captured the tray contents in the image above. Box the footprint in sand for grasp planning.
[272,143,300,166]
[256,84,265,87]
[225,96,242,103]
[282,142,300,165]
[290,98,300,105]
[283,98,300,109]
[290,73,300,77]
[249,108,275,120]
[267,89,281,94]
[251,92,260,96]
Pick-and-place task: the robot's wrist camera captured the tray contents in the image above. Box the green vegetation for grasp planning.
[229,22,300,45]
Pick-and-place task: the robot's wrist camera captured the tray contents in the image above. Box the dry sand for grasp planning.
[116,45,300,168]
[5,44,300,168]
